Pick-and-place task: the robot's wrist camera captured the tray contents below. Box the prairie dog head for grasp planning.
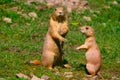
[80,26,94,37]
[51,7,66,22]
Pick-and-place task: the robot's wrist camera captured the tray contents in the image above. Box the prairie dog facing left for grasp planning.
[76,26,103,79]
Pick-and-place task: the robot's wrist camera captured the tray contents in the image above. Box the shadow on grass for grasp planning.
[75,63,89,74]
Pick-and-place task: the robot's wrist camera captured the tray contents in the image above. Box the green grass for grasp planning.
[0,0,120,80]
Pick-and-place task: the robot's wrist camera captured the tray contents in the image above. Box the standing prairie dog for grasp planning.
[76,26,103,79]
[29,7,68,69]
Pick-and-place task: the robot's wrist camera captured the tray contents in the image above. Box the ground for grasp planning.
[0,0,120,80]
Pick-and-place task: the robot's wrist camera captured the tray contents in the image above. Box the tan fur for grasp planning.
[30,7,68,69]
[76,26,103,79]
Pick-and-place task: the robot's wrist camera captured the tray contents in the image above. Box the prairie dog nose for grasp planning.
[59,12,62,15]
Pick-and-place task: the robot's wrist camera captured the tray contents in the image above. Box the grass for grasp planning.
[0,0,120,80]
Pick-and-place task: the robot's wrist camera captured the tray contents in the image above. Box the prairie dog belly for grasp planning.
[58,23,68,35]
[86,49,101,64]
[42,33,60,54]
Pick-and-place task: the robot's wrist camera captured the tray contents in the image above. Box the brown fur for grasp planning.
[30,7,68,69]
[76,26,103,79]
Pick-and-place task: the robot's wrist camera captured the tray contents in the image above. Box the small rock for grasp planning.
[83,16,91,21]
[28,12,37,18]
[41,75,50,80]
[104,5,110,9]
[102,23,106,27]
[95,11,100,14]
[83,76,99,80]
[112,1,118,5]
[83,76,98,80]
[64,72,73,78]
[92,14,97,17]
[112,76,120,80]
[31,75,42,80]
[3,17,12,23]
[64,64,71,68]
[16,73,30,80]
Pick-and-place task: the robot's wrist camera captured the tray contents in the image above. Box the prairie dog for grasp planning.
[30,7,68,69]
[76,26,103,78]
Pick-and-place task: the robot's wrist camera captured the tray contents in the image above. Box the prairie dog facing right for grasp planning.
[42,7,68,69]
[76,26,103,79]
[29,7,68,69]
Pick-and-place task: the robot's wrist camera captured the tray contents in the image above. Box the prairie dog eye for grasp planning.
[73,1,76,5]
[86,27,89,30]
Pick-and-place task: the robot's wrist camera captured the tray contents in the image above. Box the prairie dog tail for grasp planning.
[26,60,42,65]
